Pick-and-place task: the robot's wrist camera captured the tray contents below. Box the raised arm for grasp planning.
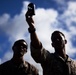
[25,11,41,48]
[25,9,50,64]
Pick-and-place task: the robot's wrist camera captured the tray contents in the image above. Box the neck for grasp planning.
[55,48,66,59]
[12,55,24,64]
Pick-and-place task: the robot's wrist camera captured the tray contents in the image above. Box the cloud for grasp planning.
[54,1,76,56]
[54,0,67,5]
[53,0,76,13]
[0,59,1,64]
[57,1,76,39]
[0,14,10,26]
[0,1,76,75]
[1,51,13,63]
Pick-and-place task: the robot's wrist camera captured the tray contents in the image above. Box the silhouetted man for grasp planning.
[0,39,39,75]
[25,9,76,75]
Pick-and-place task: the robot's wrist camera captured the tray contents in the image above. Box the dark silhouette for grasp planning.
[25,8,76,75]
[0,39,39,75]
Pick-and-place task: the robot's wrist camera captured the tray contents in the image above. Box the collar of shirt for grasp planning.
[54,52,71,63]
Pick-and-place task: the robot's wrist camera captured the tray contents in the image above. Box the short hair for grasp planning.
[12,39,28,50]
[51,30,65,42]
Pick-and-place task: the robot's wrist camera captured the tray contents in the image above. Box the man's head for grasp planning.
[51,31,67,51]
[12,39,28,56]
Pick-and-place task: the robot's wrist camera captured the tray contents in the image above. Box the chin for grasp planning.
[18,52,24,57]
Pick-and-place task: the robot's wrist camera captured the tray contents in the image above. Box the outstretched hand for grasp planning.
[25,8,41,48]
[25,11,34,27]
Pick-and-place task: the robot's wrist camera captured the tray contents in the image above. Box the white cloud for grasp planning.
[55,1,76,57]
[54,0,66,5]
[0,1,76,75]
[0,14,10,26]
[0,59,1,64]
[1,51,13,63]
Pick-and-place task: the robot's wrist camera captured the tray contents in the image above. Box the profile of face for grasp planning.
[51,31,67,50]
[12,40,28,57]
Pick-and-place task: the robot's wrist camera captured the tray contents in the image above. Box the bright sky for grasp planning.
[0,0,76,75]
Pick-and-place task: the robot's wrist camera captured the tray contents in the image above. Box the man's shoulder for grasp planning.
[0,60,11,66]
[0,60,11,70]
[24,61,39,74]
[69,58,76,66]
[26,61,38,70]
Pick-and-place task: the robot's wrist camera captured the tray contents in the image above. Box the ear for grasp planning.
[51,43,54,47]
[65,40,67,44]
[12,46,16,51]
[12,46,14,50]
